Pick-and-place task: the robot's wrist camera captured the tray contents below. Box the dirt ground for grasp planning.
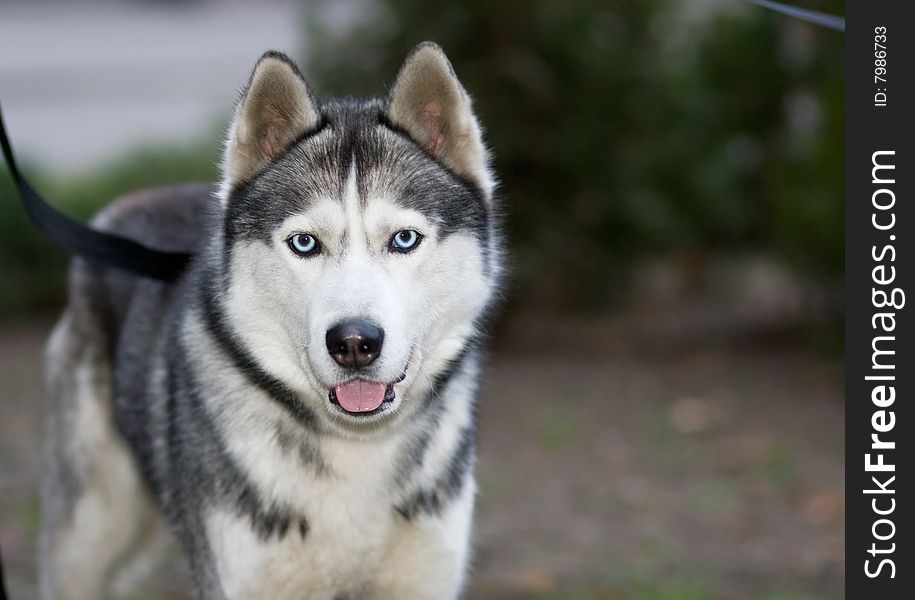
[0,313,843,600]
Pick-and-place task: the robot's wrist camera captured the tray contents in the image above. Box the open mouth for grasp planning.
[328,370,406,417]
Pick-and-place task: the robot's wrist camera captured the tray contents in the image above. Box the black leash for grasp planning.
[0,102,192,281]
[0,539,7,600]
[742,0,844,32]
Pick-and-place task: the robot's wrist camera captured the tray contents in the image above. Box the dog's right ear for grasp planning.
[222,51,320,190]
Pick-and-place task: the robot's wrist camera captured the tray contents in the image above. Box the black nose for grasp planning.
[325,320,385,369]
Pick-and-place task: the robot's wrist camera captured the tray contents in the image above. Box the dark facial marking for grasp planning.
[224,98,490,248]
[199,268,321,430]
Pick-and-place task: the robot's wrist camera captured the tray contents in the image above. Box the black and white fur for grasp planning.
[39,43,502,599]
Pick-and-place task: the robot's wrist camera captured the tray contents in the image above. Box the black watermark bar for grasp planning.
[846,2,912,597]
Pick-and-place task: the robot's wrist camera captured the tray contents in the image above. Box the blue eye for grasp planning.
[390,229,423,253]
[287,233,321,257]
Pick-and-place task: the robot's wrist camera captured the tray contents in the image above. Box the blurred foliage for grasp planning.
[0,144,219,316]
[305,0,844,308]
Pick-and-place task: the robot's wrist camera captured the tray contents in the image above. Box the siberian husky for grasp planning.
[39,42,502,599]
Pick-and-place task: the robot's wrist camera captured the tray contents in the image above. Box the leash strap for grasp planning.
[742,0,845,32]
[0,539,7,600]
[0,102,192,281]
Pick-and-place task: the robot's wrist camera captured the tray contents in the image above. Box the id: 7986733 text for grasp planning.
[875,26,887,106]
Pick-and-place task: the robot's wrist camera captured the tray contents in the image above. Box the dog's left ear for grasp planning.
[387,43,493,197]
[222,51,320,190]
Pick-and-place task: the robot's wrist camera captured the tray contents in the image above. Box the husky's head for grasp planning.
[215,43,499,434]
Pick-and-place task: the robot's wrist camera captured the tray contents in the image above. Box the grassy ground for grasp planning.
[0,310,843,600]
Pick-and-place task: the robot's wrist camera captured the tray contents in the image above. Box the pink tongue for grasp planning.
[334,379,387,413]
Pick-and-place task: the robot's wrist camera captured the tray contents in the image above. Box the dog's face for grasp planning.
[217,45,498,433]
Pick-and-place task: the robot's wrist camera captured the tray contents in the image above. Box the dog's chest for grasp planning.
[208,433,409,599]
[205,504,392,600]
